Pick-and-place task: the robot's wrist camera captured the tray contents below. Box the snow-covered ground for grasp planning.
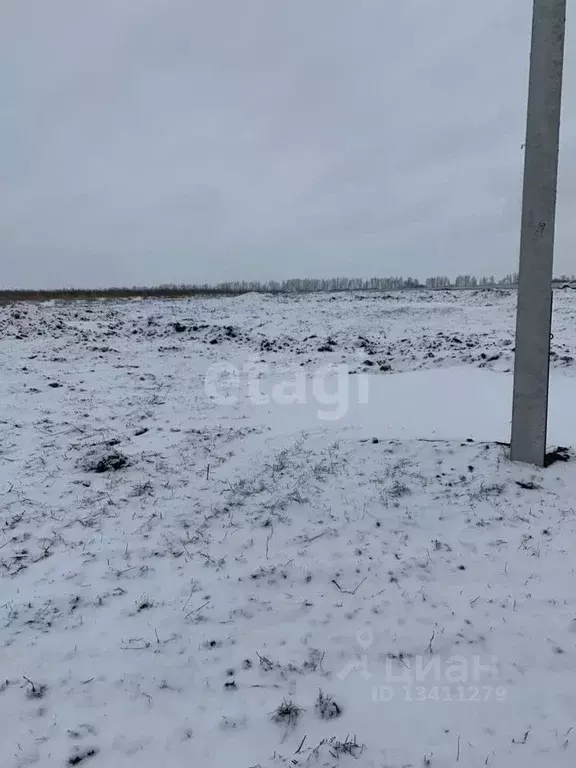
[2,289,576,768]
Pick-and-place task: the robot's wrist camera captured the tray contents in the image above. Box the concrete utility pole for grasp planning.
[511,0,566,466]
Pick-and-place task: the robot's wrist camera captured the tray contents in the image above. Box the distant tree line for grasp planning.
[2,272,575,302]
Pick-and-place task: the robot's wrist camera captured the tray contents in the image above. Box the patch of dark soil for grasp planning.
[545,446,571,467]
[67,747,99,766]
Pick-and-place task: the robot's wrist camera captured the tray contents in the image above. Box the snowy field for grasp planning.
[2,289,576,768]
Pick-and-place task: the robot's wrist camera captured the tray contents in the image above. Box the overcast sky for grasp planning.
[1,1,575,288]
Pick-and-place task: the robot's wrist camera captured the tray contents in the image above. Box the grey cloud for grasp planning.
[1,0,574,287]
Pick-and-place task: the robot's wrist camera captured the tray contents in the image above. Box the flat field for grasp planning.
[2,290,576,768]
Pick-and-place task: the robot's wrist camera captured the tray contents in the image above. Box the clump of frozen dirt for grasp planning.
[78,447,130,473]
